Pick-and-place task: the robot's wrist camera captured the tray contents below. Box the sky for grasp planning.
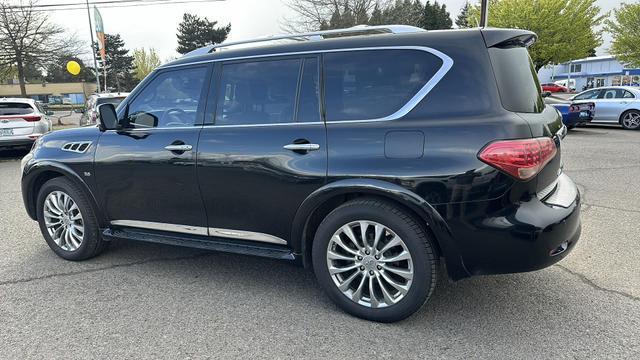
[28,0,621,63]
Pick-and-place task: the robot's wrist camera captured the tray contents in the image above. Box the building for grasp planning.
[0,81,97,104]
[538,55,640,91]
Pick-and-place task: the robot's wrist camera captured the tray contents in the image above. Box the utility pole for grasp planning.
[85,0,101,93]
[479,0,489,27]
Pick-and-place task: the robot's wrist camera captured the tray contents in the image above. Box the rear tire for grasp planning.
[620,110,640,130]
[312,198,438,322]
[36,177,108,261]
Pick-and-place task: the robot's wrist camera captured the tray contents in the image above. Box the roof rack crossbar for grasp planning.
[182,25,424,57]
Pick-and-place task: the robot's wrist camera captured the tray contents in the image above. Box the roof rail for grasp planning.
[182,25,425,57]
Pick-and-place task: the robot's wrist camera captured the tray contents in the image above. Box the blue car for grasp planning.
[551,102,595,129]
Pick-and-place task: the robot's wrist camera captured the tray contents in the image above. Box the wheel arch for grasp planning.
[291,179,470,280]
[22,161,106,227]
[619,108,640,124]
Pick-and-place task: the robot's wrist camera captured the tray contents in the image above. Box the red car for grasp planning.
[541,83,569,93]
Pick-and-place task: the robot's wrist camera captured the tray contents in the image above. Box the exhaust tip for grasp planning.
[549,241,569,257]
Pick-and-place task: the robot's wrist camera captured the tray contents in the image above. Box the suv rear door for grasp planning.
[197,56,326,246]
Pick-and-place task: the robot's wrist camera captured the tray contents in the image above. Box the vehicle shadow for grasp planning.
[91,239,594,329]
[0,148,29,161]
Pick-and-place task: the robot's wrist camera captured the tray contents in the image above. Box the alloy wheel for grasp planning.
[43,191,84,251]
[622,111,640,129]
[326,220,414,308]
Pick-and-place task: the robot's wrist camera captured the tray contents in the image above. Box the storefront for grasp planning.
[538,56,640,91]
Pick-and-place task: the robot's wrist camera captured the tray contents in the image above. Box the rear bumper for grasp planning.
[443,173,581,276]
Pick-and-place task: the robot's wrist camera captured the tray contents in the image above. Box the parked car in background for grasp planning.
[542,83,569,93]
[21,26,581,323]
[80,93,129,126]
[0,98,52,149]
[570,86,640,129]
[551,102,595,129]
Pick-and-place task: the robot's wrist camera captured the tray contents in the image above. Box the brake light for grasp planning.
[22,115,42,122]
[478,138,557,181]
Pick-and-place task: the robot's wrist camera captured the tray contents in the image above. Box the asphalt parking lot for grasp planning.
[1,125,638,359]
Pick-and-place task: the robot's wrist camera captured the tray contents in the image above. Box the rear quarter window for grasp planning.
[323,49,443,121]
[489,47,544,113]
[0,102,35,115]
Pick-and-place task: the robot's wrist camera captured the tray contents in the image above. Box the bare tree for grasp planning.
[284,0,380,32]
[0,1,83,97]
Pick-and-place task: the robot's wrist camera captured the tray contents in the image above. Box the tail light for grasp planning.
[478,137,557,181]
[22,115,42,122]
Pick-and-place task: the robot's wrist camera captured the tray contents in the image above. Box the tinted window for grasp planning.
[574,89,601,100]
[216,59,301,125]
[0,102,34,115]
[323,49,441,121]
[125,66,206,128]
[297,57,320,122]
[624,90,635,99]
[488,47,544,113]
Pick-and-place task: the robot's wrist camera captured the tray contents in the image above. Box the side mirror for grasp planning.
[97,103,118,131]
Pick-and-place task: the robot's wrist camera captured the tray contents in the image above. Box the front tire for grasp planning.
[36,177,108,261]
[312,198,438,322]
[621,110,640,130]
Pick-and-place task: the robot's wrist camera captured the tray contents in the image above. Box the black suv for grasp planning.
[21,26,580,322]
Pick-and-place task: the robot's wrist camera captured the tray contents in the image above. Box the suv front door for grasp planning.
[197,56,326,246]
[93,65,211,234]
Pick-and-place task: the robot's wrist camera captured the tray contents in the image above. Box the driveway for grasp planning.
[0,125,638,359]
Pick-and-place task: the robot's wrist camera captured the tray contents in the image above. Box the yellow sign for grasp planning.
[66,61,81,76]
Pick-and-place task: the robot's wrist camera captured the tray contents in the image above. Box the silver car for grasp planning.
[0,98,53,149]
[570,86,640,130]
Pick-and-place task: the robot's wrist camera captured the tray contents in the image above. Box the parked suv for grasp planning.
[1,97,52,149]
[21,26,580,322]
[80,93,130,126]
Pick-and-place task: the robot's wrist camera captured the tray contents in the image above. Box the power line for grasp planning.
[5,0,225,11]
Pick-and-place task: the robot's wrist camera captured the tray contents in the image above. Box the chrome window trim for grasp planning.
[160,46,453,124]
[110,220,288,246]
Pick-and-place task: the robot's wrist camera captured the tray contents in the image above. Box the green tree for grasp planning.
[94,33,137,92]
[132,48,161,81]
[176,13,230,54]
[606,3,640,67]
[467,0,603,70]
[421,1,452,30]
[456,1,472,28]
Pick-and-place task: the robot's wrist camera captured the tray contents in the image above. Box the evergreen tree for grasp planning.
[176,13,231,54]
[421,1,452,30]
[94,34,136,92]
[455,1,472,28]
[341,3,356,27]
[369,2,383,25]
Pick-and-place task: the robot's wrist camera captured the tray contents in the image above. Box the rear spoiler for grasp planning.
[481,28,537,48]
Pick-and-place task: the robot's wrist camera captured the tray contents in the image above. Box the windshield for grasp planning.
[96,97,126,107]
[0,102,35,116]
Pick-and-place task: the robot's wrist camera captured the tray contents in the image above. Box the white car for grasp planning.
[0,98,53,149]
[570,86,640,130]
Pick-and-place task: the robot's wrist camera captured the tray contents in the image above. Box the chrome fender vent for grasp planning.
[62,141,92,153]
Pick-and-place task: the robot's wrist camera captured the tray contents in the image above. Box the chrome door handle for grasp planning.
[283,143,320,151]
[164,144,192,152]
